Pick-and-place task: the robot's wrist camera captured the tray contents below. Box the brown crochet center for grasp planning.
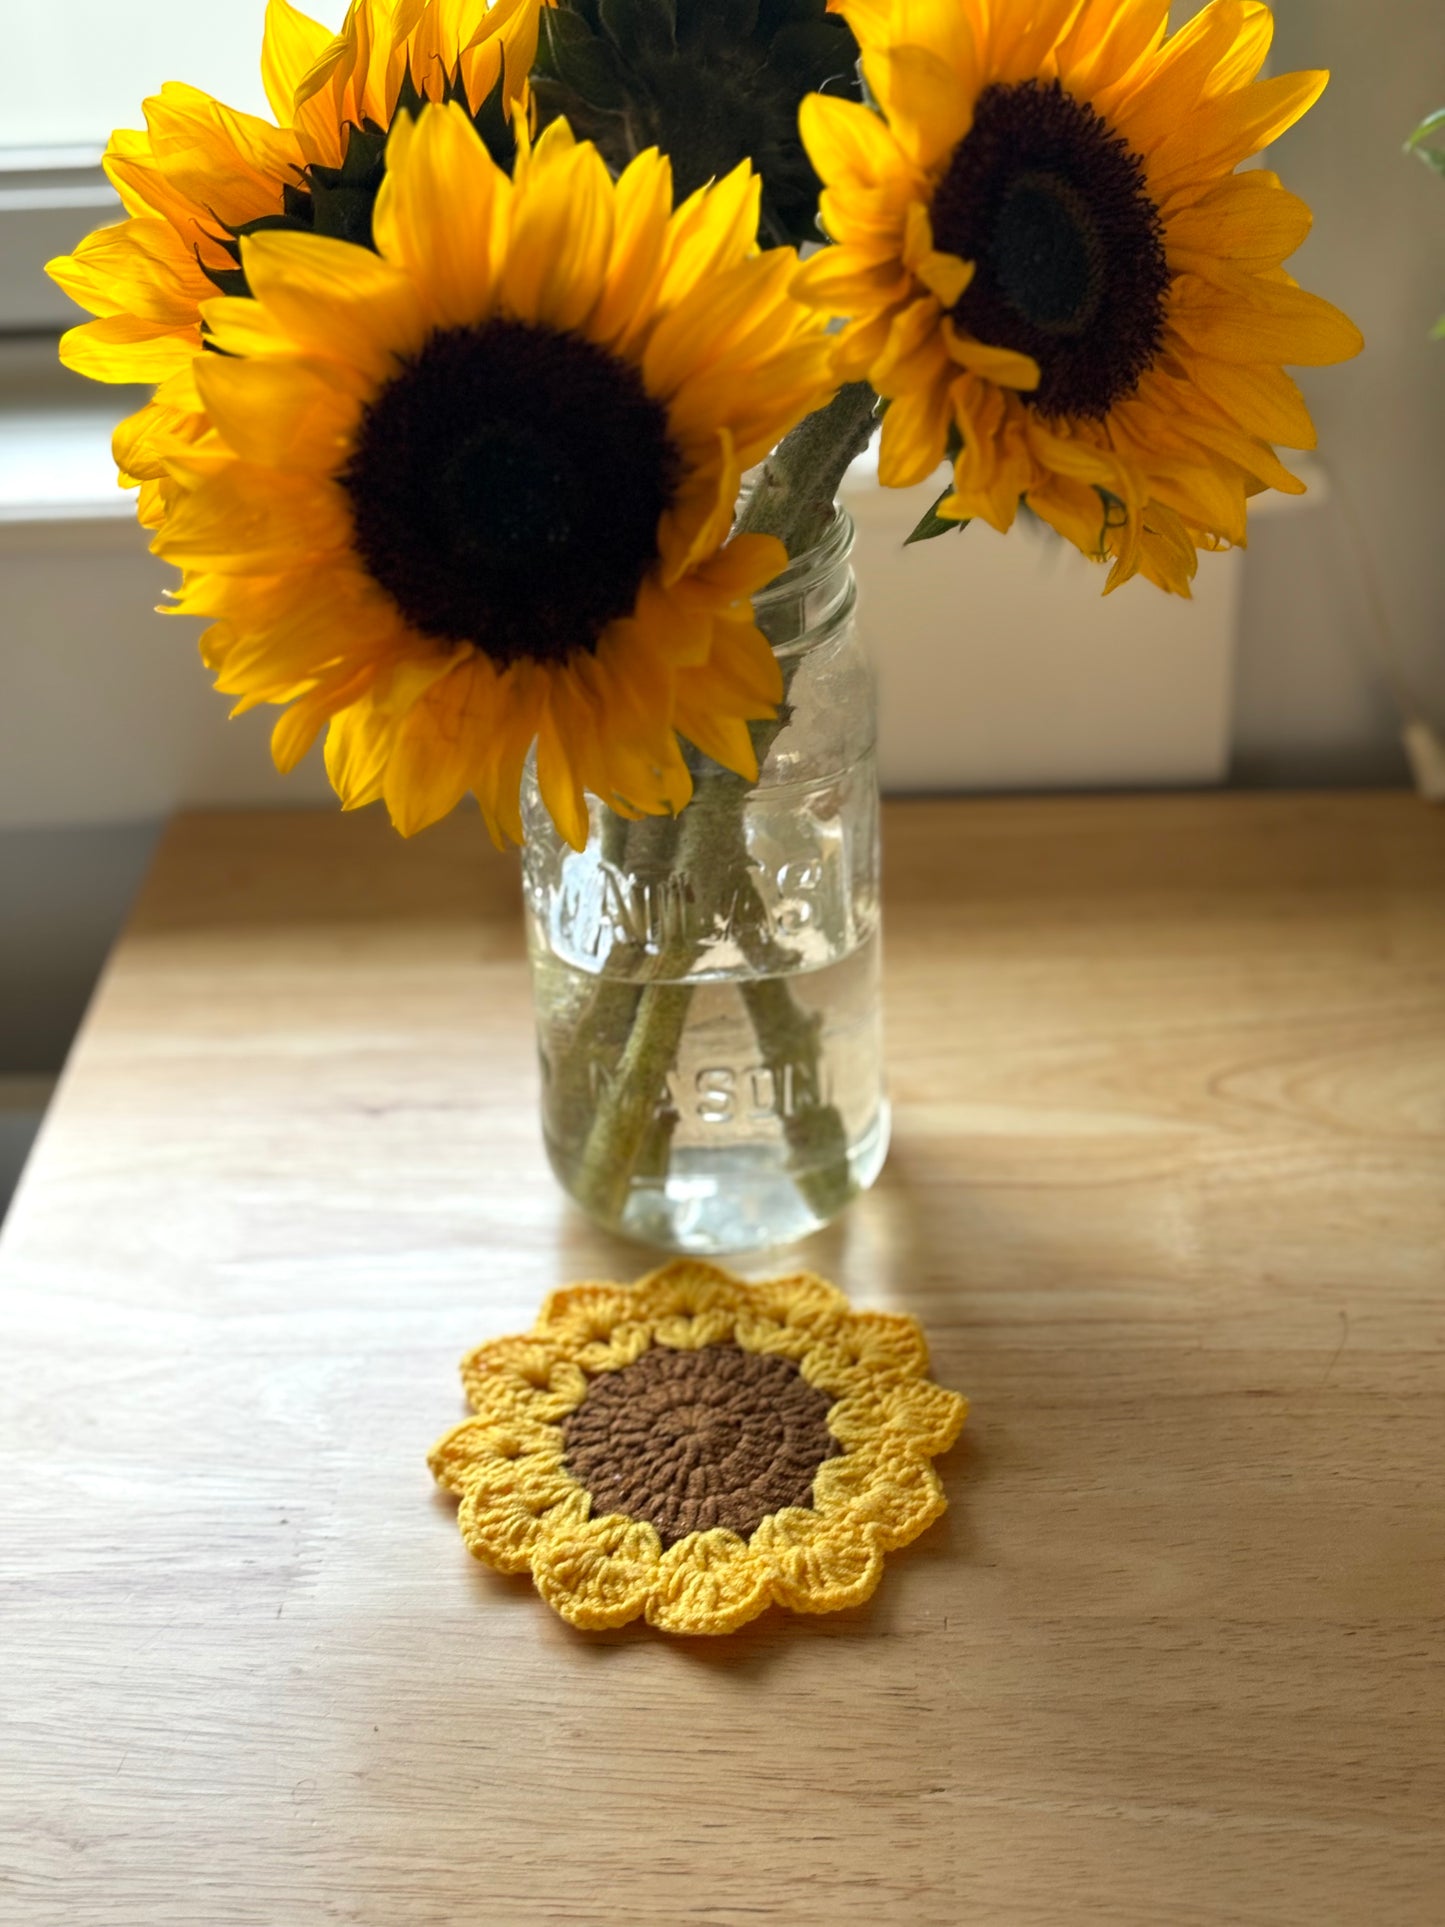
[561,1343,842,1548]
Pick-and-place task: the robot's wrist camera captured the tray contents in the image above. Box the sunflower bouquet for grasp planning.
[51,0,1360,1249]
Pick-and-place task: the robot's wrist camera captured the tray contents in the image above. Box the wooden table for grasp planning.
[2,796,1442,1925]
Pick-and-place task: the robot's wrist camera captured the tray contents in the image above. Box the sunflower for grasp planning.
[146,106,832,846]
[429,1260,967,1634]
[794,0,1364,593]
[534,0,863,246]
[46,0,547,528]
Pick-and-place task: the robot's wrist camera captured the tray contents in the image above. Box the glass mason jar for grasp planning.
[521,510,887,1253]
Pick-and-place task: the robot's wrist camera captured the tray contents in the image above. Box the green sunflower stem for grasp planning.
[561,382,880,1234]
[734,381,880,550]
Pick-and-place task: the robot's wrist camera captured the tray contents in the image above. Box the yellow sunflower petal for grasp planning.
[372,98,509,328]
[498,125,615,332]
[1060,0,1169,104]
[940,320,1040,391]
[536,1282,640,1339]
[903,200,975,306]
[798,90,912,190]
[589,147,675,356]
[193,354,357,469]
[426,1411,568,1500]
[238,229,428,377]
[658,428,742,585]
[991,0,1086,85]
[1108,0,1274,157]
[1131,500,1201,596]
[48,217,210,326]
[868,40,976,170]
[381,654,499,837]
[261,0,335,121]
[152,463,353,572]
[878,382,950,487]
[324,698,393,811]
[459,0,546,113]
[472,662,546,849]
[1167,173,1314,275]
[270,662,379,773]
[659,160,763,304]
[792,243,914,316]
[1170,272,1364,366]
[1186,356,1317,450]
[1148,69,1330,202]
[1027,474,1110,557]
[57,313,198,383]
[535,685,593,853]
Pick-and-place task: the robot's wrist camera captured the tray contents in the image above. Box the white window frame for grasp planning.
[0,147,120,331]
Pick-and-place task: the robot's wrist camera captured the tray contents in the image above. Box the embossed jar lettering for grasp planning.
[523,511,888,1252]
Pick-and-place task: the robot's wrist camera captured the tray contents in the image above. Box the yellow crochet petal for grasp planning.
[531,1283,660,1371]
[650,1307,740,1351]
[624,1257,754,1325]
[751,1508,886,1615]
[835,1309,933,1379]
[530,1512,664,1631]
[431,1417,583,1573]
[731,1309,813,1364]
[460,1335,589,1423]
[457,1477,589,1577]
[795,1334,875,1401]
[730,1268,855,1363]
[746,1269,853,1328]
[812,1438,950,1551]
[535,1282,637,1336]
[880,1376,968,1452]
[645,1531,773,1636]
[427,1412,564,1485]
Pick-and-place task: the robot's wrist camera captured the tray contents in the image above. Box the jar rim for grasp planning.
[748,507,855,611]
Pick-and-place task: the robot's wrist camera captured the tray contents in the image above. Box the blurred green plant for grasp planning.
[1405,107,1445,338]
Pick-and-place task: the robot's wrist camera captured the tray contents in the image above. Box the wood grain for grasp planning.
[1,795,1442,1926]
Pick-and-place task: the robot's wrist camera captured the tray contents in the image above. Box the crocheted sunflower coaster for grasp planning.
[428,1260,967,1636]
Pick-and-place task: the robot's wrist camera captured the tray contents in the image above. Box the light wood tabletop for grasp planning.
[2,795,1442,1926]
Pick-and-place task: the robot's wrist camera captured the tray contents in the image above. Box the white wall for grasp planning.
[1234,0,1444,782]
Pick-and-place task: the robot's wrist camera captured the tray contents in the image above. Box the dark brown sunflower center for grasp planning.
[341,320,681,667]
[930,78,1170,419]
[561,1343,841,1548]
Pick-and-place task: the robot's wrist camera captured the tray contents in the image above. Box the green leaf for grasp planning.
[1406,106,1445,175]
[904,486,969,545]
[536,4,595,70]
[1431,313,1445,341]
[538,8,630,108]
